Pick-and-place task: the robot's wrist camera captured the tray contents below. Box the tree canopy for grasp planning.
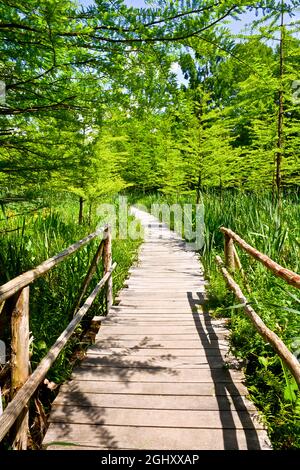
[0,0,299,209]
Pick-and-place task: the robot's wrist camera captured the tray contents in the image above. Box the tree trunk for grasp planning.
[196,171,201,204]
[88,202,92,227]
[275,4,285,203]
[196,125,202,204]
[79,196,84,225]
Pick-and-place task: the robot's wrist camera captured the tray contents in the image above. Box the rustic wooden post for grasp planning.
[10,286,30,450]
[103,226,113,312]
[224,233,235,271]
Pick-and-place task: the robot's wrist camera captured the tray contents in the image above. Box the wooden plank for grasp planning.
[109,302,203,308]
[128,271,202,274]
[123,286,206,290]
[132,253,198,256]
[87,347,230,357]
[100,319,216,324]
[100,321,227,328]
[99,332,228,342]
[127,273,200,277]
[116,302,204,308]
[100,320,227,327]
[81,355,227,369]
[100,314,226,322]
[117,295,204,300]
[104,320,215,326]
[124,279,205,283]
[110,308,206,311]
[60,380,250,396]
[71,366,244,383]
[44,423,270,450]
[110,301,203,308]
[97,334,226,343]
[108,312,208,316]
[117,292,205,298]
[100,325,228,334]
[92,339,228,349]
[49,406,264,430]
[52,392,256,411]
[116,298,205,303]
[123,283,204,287]
[116,298,203,302]
[100,316,222,322]
[103,316,227,325]
[100,323,224,329]
[137,255,199,259]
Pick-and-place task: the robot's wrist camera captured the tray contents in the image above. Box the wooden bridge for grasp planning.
[42,208,270,450]
[2,207,300,450]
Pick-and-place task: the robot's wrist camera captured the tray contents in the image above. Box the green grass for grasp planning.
[133,189,300,449]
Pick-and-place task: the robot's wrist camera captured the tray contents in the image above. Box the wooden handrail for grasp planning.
[216,256,300,389]
[103,225,113,311]
[0,224,116,448]
[0,262,117,443]
[221,227,300,289]
[0,225,108,303]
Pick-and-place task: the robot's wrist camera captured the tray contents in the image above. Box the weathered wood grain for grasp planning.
[10,287,30,450]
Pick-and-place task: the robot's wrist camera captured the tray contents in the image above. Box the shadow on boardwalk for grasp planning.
[47,339,178,450]
[187,291,261,450]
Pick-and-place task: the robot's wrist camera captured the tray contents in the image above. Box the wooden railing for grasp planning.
[217,227,300,389]
[0,224,116,449]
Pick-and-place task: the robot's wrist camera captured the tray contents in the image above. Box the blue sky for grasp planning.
[76,0,287,35]
[124,0,262,33]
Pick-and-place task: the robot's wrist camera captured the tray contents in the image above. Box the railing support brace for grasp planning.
[103,226,113,312]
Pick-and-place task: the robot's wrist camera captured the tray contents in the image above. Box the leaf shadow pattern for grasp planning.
[46,337,178,450]
[73,336,179,382]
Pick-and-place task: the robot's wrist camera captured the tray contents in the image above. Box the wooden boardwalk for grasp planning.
[43,208,271,450]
